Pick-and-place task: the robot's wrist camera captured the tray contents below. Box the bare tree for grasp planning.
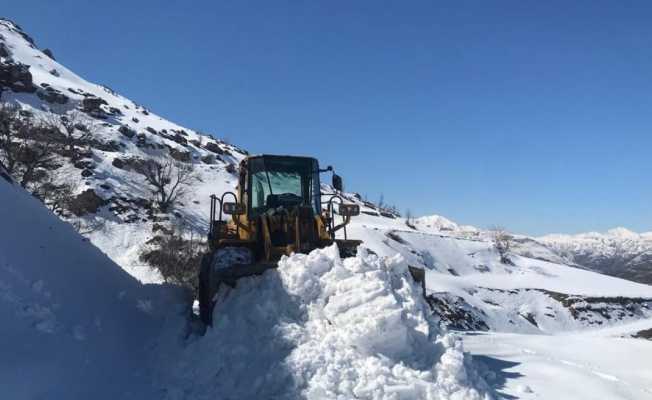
[405,208,416,229]
[489,225,513,265]
[135,158,198,212]
[0,107,63,189]
[56,111,93,160]
[32,174,77,216]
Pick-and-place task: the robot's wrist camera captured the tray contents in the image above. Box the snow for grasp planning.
[465,327,652,400]
[0,166,185,399]
[155,246,491,399]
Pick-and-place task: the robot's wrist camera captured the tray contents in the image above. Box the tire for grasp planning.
[198,253,213,325]
[198,247,254,326]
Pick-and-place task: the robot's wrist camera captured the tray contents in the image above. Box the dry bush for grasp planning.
[139,222,207,290]
[0,104,64,189]
[134,158,198,213]
[489,225,513,265]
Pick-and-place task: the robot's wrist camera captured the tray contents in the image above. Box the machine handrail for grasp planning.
[324,194,351,240]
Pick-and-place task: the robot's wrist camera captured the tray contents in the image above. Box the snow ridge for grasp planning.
[157,245,490,400]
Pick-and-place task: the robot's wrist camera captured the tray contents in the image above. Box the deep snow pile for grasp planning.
[0,161,183,399]
[157,245,490,400]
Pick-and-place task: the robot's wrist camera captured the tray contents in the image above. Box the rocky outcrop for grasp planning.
[204,141,224,154]
[36,84,68,104]
[68,189,108,216]
[0,60,36,93]
[0,42,9,58]
[81,96,109,119]
[42,48,55,60]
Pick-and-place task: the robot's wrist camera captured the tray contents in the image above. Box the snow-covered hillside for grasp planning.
[0,17,245,281]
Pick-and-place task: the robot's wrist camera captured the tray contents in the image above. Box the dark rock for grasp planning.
[634,328,652,340]
[73,160,95,170]
[42,48,55,60]
[146,126,157,135]
[118,125,136,138]
[36,86,68,104]
[112,158,125,169]
[81,96,108,118]
[0,43,9,58]
[68,189,107,216]
[88,139,120,152]
[108,107,122,116]
[0,61,36,93]
[172,134,187,146]
[81,169,93,177]
[225,163,237,174]
[201,154,215,164]
[131,117,139,123]
[204,141,224,154]
[169,147,191,163]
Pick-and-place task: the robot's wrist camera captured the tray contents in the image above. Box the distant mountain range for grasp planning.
[538,228,652,285]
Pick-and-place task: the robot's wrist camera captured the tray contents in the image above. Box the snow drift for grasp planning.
[0,164,184,399]
[156,245,490,400]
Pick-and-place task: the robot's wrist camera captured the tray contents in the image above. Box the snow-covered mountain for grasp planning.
[2,17,652,399]
[0,17,247,281]
[538,228,652,285]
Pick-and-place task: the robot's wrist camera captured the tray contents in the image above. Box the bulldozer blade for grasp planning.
[212,262,279,287]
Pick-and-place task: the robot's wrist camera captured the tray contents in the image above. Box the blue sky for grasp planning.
[5,1,651,235]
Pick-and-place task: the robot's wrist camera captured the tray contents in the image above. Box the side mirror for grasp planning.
[223,202,245,215]
[332,174,343,191]
[339,204,360,217]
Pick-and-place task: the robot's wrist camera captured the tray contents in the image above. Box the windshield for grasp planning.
[249,157,320,216]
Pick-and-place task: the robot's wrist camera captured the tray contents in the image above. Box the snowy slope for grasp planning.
[0,160,184,399]
[0,18,245,282]
[465,326,652,400]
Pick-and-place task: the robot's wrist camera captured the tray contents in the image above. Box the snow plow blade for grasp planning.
[212,262,278,288]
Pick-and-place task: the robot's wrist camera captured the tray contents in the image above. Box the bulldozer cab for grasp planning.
[208,154,360,258]
[245,155,321,218]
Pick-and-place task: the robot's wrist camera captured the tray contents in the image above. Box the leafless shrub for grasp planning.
[489,225,513,265]
[0,105,64,189]
[32,174,77,216]
[134,158,198,213]
[405,209,416,229]
[140,222,206,290]
[55,111,94,160]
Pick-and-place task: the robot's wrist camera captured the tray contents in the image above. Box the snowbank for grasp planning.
[157,245,490,399]
[0,168,184,399]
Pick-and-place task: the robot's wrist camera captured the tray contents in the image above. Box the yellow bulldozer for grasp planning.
[198,154,362,324]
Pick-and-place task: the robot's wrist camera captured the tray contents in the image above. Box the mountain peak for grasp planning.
[606,227,639,239]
